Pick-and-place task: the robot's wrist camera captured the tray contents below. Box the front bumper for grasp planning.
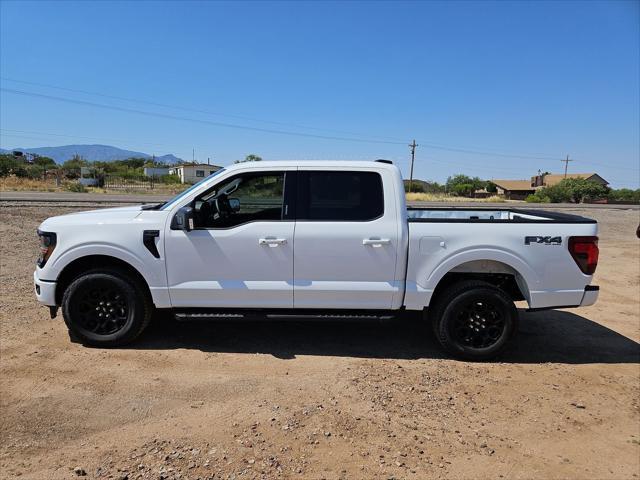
[33,271,57,306]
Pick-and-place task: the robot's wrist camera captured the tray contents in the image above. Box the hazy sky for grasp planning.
[1,1,638,187]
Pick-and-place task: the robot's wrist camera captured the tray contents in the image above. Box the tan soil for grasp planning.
[1,204,639,480]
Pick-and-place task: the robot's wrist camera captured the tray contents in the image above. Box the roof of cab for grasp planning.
[224,159,400,172]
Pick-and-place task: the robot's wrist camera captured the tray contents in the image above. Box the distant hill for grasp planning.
[0,144,183,164]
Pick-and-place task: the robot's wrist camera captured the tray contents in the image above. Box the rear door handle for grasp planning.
[259,237,287,246]
[362,238,391,246]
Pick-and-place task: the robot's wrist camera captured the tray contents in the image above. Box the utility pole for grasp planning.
[192,148,195,163]
[561,155,573,178]
[408,139,418,193]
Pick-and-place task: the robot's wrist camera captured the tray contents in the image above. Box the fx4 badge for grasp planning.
[525,236,562,246]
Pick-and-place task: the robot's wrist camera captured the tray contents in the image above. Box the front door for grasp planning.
[165,170,295,308]
[293,169,400,309]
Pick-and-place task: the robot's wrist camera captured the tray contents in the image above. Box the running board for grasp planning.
[173,309,398,322]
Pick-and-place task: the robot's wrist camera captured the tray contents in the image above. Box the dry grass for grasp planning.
[0,176,63,192]
[405,192,506,202]
[0,176,187,195]
[85,185,187,195]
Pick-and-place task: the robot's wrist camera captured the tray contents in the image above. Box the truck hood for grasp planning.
[38,205,150,230]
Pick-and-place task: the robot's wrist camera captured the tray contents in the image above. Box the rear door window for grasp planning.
[297,171,384,221]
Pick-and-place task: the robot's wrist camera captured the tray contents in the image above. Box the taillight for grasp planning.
[568,236,599,275]
[37,230,57,267]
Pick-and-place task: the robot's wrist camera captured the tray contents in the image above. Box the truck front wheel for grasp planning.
[61,268,152,347]
[431,280,518,361]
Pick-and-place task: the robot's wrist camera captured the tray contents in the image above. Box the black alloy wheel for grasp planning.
[430,280,518,361]
[449,298,506,349]
[70,281,130,335]
[61,268,152,347]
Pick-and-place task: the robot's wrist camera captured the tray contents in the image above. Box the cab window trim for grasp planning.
[192,170,293,230]
[295,170,385,222]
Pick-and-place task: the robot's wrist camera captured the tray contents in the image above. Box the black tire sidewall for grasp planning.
[437,286,517,360]
[62,271,144,346]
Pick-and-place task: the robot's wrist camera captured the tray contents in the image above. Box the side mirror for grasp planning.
[171,206,195,231]
[229,198,241,212]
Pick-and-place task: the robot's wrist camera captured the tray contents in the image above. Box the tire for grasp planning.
[430,280,518,361]
[61,268,153,347]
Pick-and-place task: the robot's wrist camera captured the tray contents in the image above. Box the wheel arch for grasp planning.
[427,255,534,308]
[55,254,152,306]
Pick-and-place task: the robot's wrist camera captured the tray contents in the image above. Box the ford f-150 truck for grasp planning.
[34,160,600,360]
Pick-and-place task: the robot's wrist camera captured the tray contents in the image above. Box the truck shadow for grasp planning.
[133,309,640,364]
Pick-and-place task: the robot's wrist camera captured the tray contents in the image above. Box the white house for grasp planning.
[168,163,223,184]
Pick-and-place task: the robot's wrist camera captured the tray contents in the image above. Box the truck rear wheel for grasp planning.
[430,280,517,361]
[61,268,152,347]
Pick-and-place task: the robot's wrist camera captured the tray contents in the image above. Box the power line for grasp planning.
[565,158,639,172]
[0,88,407,145]
[0,129,565,176]
[0,76,408,143]
[2,81,637,171]
[0,77,581,162]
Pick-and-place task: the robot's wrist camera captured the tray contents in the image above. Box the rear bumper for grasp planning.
[580,285,599,307]
[528,285,599,311]
[33,271,57,306]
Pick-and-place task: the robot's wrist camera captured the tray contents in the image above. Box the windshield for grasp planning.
[160,168,226,210]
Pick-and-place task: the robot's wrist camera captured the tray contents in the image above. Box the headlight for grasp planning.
[37,230,57,267]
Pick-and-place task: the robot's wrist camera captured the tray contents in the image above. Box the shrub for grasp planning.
[25,165,46,180]
[161,174,182,184]
[561,178,609,203]
[526,179,609,203]
[452,183,475,197]
[608,188,640,204]
[525,192,551,203]
[67,182,87,193]
[0,155,26,177]
[446,174,486,197]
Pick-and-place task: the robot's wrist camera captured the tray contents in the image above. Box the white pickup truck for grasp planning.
[34,160,600,360]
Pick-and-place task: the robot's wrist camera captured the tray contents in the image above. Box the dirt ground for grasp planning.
[1,204,638,480]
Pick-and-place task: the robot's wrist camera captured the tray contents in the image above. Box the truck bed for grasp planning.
[407,207,597,223]
[404,206,598,311]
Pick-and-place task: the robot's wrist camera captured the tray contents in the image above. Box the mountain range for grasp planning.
[0,144,183,164]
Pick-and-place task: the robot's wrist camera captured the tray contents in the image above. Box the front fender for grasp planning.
[40,242,162,287]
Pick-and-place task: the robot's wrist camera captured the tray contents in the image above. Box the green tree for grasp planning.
[526,178,608,203]
[446,174,487,197]
[62,154,89,170]
[404,179,445,193]
[608,188,640,204]
[234,154,263,164]
[561,178,609,203]
[33,156,57,168]
[114,157,146,170]
[0,154,24,177]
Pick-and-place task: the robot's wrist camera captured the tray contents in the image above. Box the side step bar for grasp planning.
[173,309,398,322]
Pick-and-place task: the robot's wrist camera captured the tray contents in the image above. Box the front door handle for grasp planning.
[259,237,287,247]
[362,238,391,246]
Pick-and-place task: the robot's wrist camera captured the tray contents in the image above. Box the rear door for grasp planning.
[293,168,400,309]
